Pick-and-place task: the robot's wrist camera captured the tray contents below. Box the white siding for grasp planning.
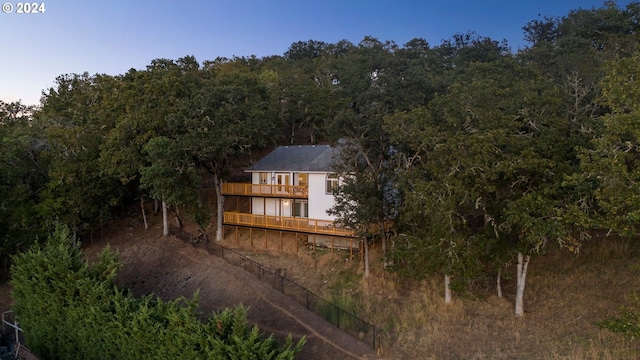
[308,173,336,221]
[252,198,265,215]
[264,198,279,216]
[251,172,260,184]
[281,199,292,217]
[248,170,336,221]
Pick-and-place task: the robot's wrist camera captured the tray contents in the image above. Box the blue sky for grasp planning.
[0,0,631,106]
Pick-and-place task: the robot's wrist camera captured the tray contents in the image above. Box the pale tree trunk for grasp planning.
[381,226,389,268]
[214,173,225,242]
[496,267,503,299]
[515,252,530,318]
[141,197,149,230]
[363,238,370,278]
[162,200,169,236]
[385,236,395,268]
[173,206,183,228]
[444,274,452,304]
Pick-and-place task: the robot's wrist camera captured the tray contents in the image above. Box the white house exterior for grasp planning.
[246,144,338,221]
[221,144,354,239]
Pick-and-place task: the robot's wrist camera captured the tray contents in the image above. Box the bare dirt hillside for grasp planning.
[81,216,377,360]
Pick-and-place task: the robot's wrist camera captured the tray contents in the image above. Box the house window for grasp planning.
[293,200,308,218]
[294,173,308,186]
[259,172,268,184]
[326,174,339,194]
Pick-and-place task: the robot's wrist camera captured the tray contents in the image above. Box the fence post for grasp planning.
[373,325,377,350]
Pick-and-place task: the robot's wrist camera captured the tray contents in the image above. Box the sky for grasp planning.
[0,0,633,106]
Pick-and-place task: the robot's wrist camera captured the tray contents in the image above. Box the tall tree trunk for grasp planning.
[290,123,295,144]
[364,238,370,278]
[381,224,388,268]
[173,206,183,228]
[214,173,225,242]
[497,267,503,299]
[515,252,530,317]
[444,274,452,304]
[141,196,149,230]
[162,200,169,236]
[154,199,159,215]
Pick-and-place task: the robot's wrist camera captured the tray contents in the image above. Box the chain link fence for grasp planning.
[169,226,378,350]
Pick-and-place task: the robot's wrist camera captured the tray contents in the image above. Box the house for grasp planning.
[221,144,357,250]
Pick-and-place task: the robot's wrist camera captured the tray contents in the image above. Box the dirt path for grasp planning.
[83,221,377,360]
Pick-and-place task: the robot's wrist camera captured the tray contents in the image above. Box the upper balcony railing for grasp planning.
[222,183,308,198]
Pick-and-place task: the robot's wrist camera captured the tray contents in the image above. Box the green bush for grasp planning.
[10,224,305,359]
[599,292,640,339]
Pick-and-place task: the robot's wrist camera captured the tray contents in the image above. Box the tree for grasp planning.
[100,57,200,224]
[36,73,121,239]
[579,53,640,237]
[327,37,399,277]
[328,138,399,278]
[386,58,571,314]
[180,57,279,242]
[0,101,47,279]
[140,136,201,236]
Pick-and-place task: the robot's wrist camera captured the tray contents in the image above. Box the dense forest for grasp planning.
[3,0,640,343]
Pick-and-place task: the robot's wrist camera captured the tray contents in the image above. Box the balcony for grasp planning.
[222,183,308,198]
[223,212,354,237]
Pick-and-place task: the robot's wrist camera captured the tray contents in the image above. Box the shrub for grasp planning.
[599,292,640,339]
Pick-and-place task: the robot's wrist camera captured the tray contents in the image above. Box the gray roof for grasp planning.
[246,144,338,172]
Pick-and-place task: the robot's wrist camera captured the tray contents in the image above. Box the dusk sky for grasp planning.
[0,0,631,106]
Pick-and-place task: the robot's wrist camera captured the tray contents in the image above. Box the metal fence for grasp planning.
[2,311,39,360]
[169,226,378,350]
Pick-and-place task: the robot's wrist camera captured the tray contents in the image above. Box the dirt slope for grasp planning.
[82,220,377,360]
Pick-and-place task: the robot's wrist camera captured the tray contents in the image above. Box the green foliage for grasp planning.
[36,73,122,235]
[0,100,48,279]
[386,58,565,282]
[600,292,640,338]
[578,52,640,237]
[10,225,305,359]
[140,136,200,207]
[316,294,367,333]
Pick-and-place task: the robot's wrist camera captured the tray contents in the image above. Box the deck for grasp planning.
[222,183,308,198]
[223,212,354,237]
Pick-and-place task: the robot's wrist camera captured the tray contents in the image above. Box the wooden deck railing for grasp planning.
[222,183,308,198]
[223,212,354,237]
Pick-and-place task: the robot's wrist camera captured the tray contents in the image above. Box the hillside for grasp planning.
[80,215,377,360]
[81,214,640,359]
[3,210,640,359]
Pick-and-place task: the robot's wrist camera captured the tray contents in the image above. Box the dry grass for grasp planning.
[218,228,640,359]
[355,236,640,359]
